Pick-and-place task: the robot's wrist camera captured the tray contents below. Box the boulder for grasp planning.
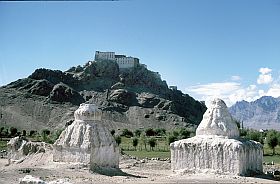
[53,103,119,170]
[7,137,49,163]
[29,68,76,86]
[137,93,160,108]
[108,89,136,106]
[19,175,46,184]
[49,83,85,105]
[19,175,72,184]
[170,98,263,176]
[111,82,125,90]
[28,79,54,96]
[48,179,72,184]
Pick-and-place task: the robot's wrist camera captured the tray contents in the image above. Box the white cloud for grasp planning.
[231,75,241,81]
[227,85,259,104]
[258,89,265,97]
[257,67,273,84]
[187,82,259,107]
[259,67,272,74]
[186,68,280,107]
[188,82,240,96]
[265,84,280,98]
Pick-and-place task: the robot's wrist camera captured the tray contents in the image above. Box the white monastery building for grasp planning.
[95,51,140,69]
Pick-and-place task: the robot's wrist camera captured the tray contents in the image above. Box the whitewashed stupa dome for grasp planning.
[74,103,102,121]
[196,98,240,138]
[54,103,119,169]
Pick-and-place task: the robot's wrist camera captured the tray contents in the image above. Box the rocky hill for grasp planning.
[229,96,280,130]
[0,60,206,132]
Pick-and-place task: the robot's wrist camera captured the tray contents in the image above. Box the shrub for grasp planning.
[140,133,147,151]
[110,129,116,136]
[29,130,36,137]
[245,129,264,144]
[134,129,142,137]
[267,130,279,155]
[132,137,139,150]
[52,129,63,141]
[167,135,177,145]
[9,127,18,137]
[155,128,166,136]
[115,136,122,146]
[41,129,51,136]
[145,128,155,136]
[179,128,191,139]
[148,138,157,151]
[22,130,27,136]
[121,129,133,138]
[240,128,248,137]
[172,130,179,137]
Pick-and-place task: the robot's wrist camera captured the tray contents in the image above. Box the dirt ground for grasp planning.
[0,151,279,184]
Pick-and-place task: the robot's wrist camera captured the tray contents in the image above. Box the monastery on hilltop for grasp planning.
[95,51,140,69]
[94,50,164,84]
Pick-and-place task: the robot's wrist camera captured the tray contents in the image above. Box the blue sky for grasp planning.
[1,0,280,106]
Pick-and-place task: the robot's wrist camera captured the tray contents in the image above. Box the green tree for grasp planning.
[145,128,155,136]
[51,129,64,141]
[189,132,196,138]
[235,119,241,129]
[0,127,4,134]
[179,128,191,139]
[267,130,279,155]
[167,135,177,145]
[148,138,157,151]
[29,130,36,137]
[9,127,18,137]
[172,130,179,137]
[40,129,53,144]
[155,128,166,136]
[0,127,3,140]
[245,129,263,143]
[240,128,248,137]
[41,129,51,136]
[132,137,139,150]
[110,129,116,136]
[115,136,122,146]
[134,129,142,137]
[121,129,133,138]
[4,128,9,137]
[140,133,147,151]
[22,130,27,137]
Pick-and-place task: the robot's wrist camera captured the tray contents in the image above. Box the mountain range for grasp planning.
[229,96,280,130]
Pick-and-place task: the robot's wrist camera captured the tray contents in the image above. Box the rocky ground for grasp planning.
[0,151,279,184]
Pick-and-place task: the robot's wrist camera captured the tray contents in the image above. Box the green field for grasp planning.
[119,137,169,152]
[263,144,280,164]
[0,140,8,151]
[264,155,280,164]
[263,144,280,155]
[123,150,170,159]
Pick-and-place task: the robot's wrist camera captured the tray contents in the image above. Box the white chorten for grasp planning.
[170,98,263,176]
[53,103,119,170]
[196,99,239,138]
